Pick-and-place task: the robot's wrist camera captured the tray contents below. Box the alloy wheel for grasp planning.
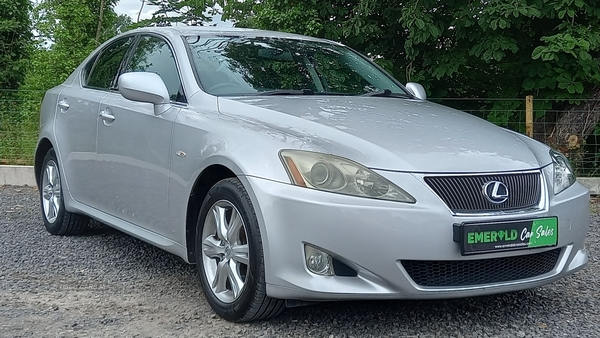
[41,160,61,223]
[201,200,250,303]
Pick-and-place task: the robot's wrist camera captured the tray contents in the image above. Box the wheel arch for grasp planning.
[34,138,54,189]
[185,164,236,263]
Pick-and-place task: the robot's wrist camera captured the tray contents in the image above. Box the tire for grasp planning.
[196,178,285,322]
[39,148,90,235]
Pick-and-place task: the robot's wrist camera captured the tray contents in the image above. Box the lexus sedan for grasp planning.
[36,26,589,322]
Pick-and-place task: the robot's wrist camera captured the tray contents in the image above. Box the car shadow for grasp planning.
[254,288,565,336]
[83,219,123,236]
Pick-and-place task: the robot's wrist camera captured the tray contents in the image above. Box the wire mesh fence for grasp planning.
[1,90,600,177]
[433,97,600,177]
[431,98,528,134]
[0,89,44,165]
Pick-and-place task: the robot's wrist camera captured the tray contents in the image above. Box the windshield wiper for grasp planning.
[256,89,315,96]
[360,89,412,98]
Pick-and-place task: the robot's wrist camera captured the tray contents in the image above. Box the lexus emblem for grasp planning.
[482,181,509,204]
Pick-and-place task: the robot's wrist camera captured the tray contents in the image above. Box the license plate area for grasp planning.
[455,217,558,256]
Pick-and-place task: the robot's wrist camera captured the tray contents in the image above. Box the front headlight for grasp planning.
[279,150,416,203]
[550,149,576,195]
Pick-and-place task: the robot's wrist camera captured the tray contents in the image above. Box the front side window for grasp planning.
[86,37,134,90]
[125,36,186,102]
[185,36,407,96]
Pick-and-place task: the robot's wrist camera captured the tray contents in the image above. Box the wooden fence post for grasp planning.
[526,95,533,138]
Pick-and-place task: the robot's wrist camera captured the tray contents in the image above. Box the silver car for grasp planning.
[36,27,589,322]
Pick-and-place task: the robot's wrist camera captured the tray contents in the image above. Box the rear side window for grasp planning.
[125,35,186,102]
[85,37,134,90]
[81,53,99,84]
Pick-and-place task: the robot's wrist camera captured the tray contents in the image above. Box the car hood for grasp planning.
[218,96,548,172]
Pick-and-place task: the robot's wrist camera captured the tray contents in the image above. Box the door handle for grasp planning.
[58,99,69,112]
[99,111,115,123]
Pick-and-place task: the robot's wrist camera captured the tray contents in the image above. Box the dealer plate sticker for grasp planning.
[461,217,558,255]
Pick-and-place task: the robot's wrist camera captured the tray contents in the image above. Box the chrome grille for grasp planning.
[424,172,541,213]
[401,248,560,287]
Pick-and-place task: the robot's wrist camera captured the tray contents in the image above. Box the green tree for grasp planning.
[142,0,218,26]
[0,0,31,89]
[221,0,600,156]
[28,0,123,86]
[22,0,130,102]
[0,0,32,165]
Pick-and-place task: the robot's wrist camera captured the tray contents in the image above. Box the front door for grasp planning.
[95,34,187,234]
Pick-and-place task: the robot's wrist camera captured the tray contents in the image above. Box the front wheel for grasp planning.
[196,178,285,322]
[40,148,90,235]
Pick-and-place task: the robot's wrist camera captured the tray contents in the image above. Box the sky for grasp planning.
[114,0,231,26]
[115,0,157,21]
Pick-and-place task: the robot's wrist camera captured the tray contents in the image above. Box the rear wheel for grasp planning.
[40,148,90,235]
[196,178,285,322]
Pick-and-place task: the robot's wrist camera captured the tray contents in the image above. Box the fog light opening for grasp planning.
[304,245,334,276]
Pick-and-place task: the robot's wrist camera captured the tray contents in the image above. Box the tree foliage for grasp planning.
[0,0,32,165]
[32,0,125,81]
[142,0,218,26]
[23,0,129,92]
[222,0,600,100]
[0,0,31,89]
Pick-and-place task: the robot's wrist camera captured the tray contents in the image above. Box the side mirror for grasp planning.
[405,82,427,100]
[118,72,171,115]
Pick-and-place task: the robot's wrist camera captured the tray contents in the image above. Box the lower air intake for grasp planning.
[401,249,561,287]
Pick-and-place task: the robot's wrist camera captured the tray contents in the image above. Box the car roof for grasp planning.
[125,26,343,45]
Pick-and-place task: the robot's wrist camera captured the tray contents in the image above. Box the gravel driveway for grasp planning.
[1,185,598,337]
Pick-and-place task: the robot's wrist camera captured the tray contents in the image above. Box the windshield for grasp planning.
[185,35,408,96]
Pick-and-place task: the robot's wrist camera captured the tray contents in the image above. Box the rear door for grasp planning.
[95,34,186,234]
[55,36,134,207]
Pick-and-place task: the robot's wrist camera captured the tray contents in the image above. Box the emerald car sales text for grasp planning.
[467,226,555,244]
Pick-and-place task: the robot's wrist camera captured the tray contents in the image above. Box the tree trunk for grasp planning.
[137,0,145,23]
[533,86,600,162]
[95,0,106,45]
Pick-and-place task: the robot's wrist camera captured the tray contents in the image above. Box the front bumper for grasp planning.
[241,171,589,301]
